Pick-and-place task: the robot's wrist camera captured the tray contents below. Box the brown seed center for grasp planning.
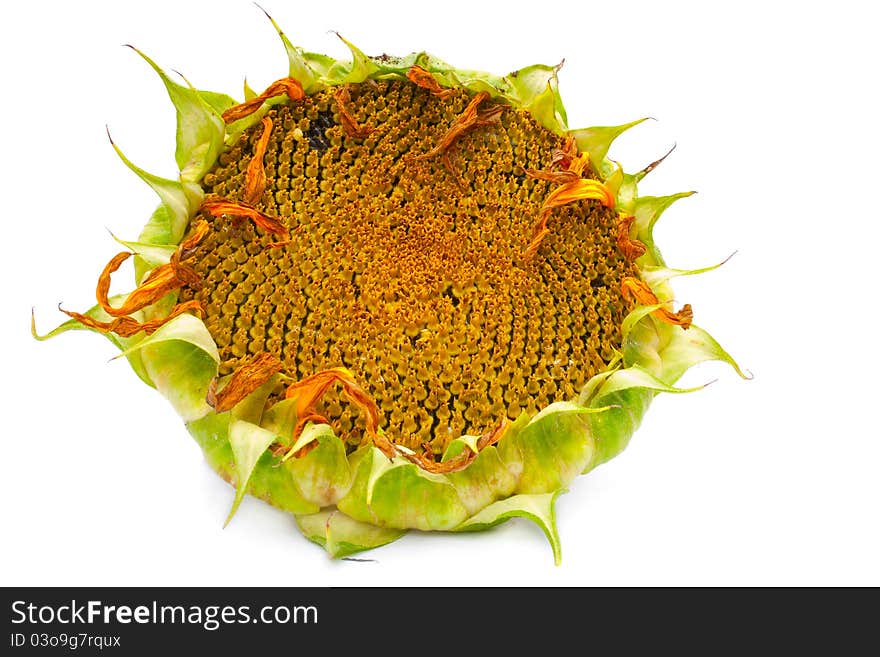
[181,79,636,455]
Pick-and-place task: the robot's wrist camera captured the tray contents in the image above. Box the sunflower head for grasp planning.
[33,11,746,563]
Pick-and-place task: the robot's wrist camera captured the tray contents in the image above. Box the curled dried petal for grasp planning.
[523,224,551,261]
[178,219,210,258]
[531,150,590,181]
[95,252,134,315]
[334,86,372,139]
[60,300,203,338]
[96,220,209,317]
[525,169,580,184]
[243,117,273,205]
[97,253,196,317]
[616,214,647,260]
[406,65,455,99]
[523,151,611,259]
[549,135,578,169]
[206,352,284,412]
[281,367,393,461]
[402,419,510,473]
[201,198,290,240]
[415,91,503,163]
[621,277,693,329]
[542,177,615,211]
[221,77,305,123]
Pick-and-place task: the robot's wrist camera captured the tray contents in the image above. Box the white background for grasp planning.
[2,0,877,586]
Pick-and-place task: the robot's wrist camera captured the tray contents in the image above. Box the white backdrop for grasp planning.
[2,0,877,586]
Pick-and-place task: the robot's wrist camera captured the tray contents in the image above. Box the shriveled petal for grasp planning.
[621,277,693,329]
[295,509,405,558]
[333,86,372,139]
[525,169,580,184]
[95,220,208,317]
[95,253,193,317]
[523,224,551,260]
[402,419,510,474]
[206,352,284,413]
[406,65,455,99]
[455,491,565,565]
[201,198,290,239]
[60,300,203,338]
[243,117,273,205]
[221,77,305,123]
[415,91,503,162]
[616,214,647,260]
[549,135,578,169]
[281,367,392,461]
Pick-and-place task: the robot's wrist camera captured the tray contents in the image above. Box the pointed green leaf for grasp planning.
[578,363,707,465]
[444,446,518,516]
[335,34,380,84]
[300,52,337,81]
[497,402,598,494]
[295,509,405,558]
[619,304,664,372]
[286,423,353,507]
[506,64,567,133]
[440,69,500,96]
[339,446,469,531]
[364,447,397,507]
[258,6,320,91]
[110,233,175,270]
[129,46,226,182]
[186,412,318,516]
[117,312,219,362]
[586,387,654,468]
[31,300,154,387]
[366,461,469,531]
[109,135,194,243]
[226,420,281,525]
[631,192,696,263]
[591,364,707,401]
[456,491,565,565]
[196,89,237,116]
[640,252,736,288]
[576,369,618,408]
[570,118,650,179]
[287,421,322,455]
[243,79,257,101]
[336,446,382,524]
[442,434,480,460]
[261,397,298,446]
[119,313,219,421]
[621,304,665,343]
[659,323,750,385]
[605,163,641,213]
[136,205,175,255]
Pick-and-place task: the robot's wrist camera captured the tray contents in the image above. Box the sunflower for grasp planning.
[32,12,746,563]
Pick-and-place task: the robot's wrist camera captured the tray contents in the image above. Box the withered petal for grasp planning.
[221,77,305,123]
[61,300,203,338]
[201,198,290,239]
[406,65,455,99]
[621,277,693,329]
[244,117,274,205]
[616,214,648,260]
[206,351,284,412]
[334,86,372,139]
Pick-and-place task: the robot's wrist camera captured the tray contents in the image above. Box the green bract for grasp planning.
[34,15,746,564]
